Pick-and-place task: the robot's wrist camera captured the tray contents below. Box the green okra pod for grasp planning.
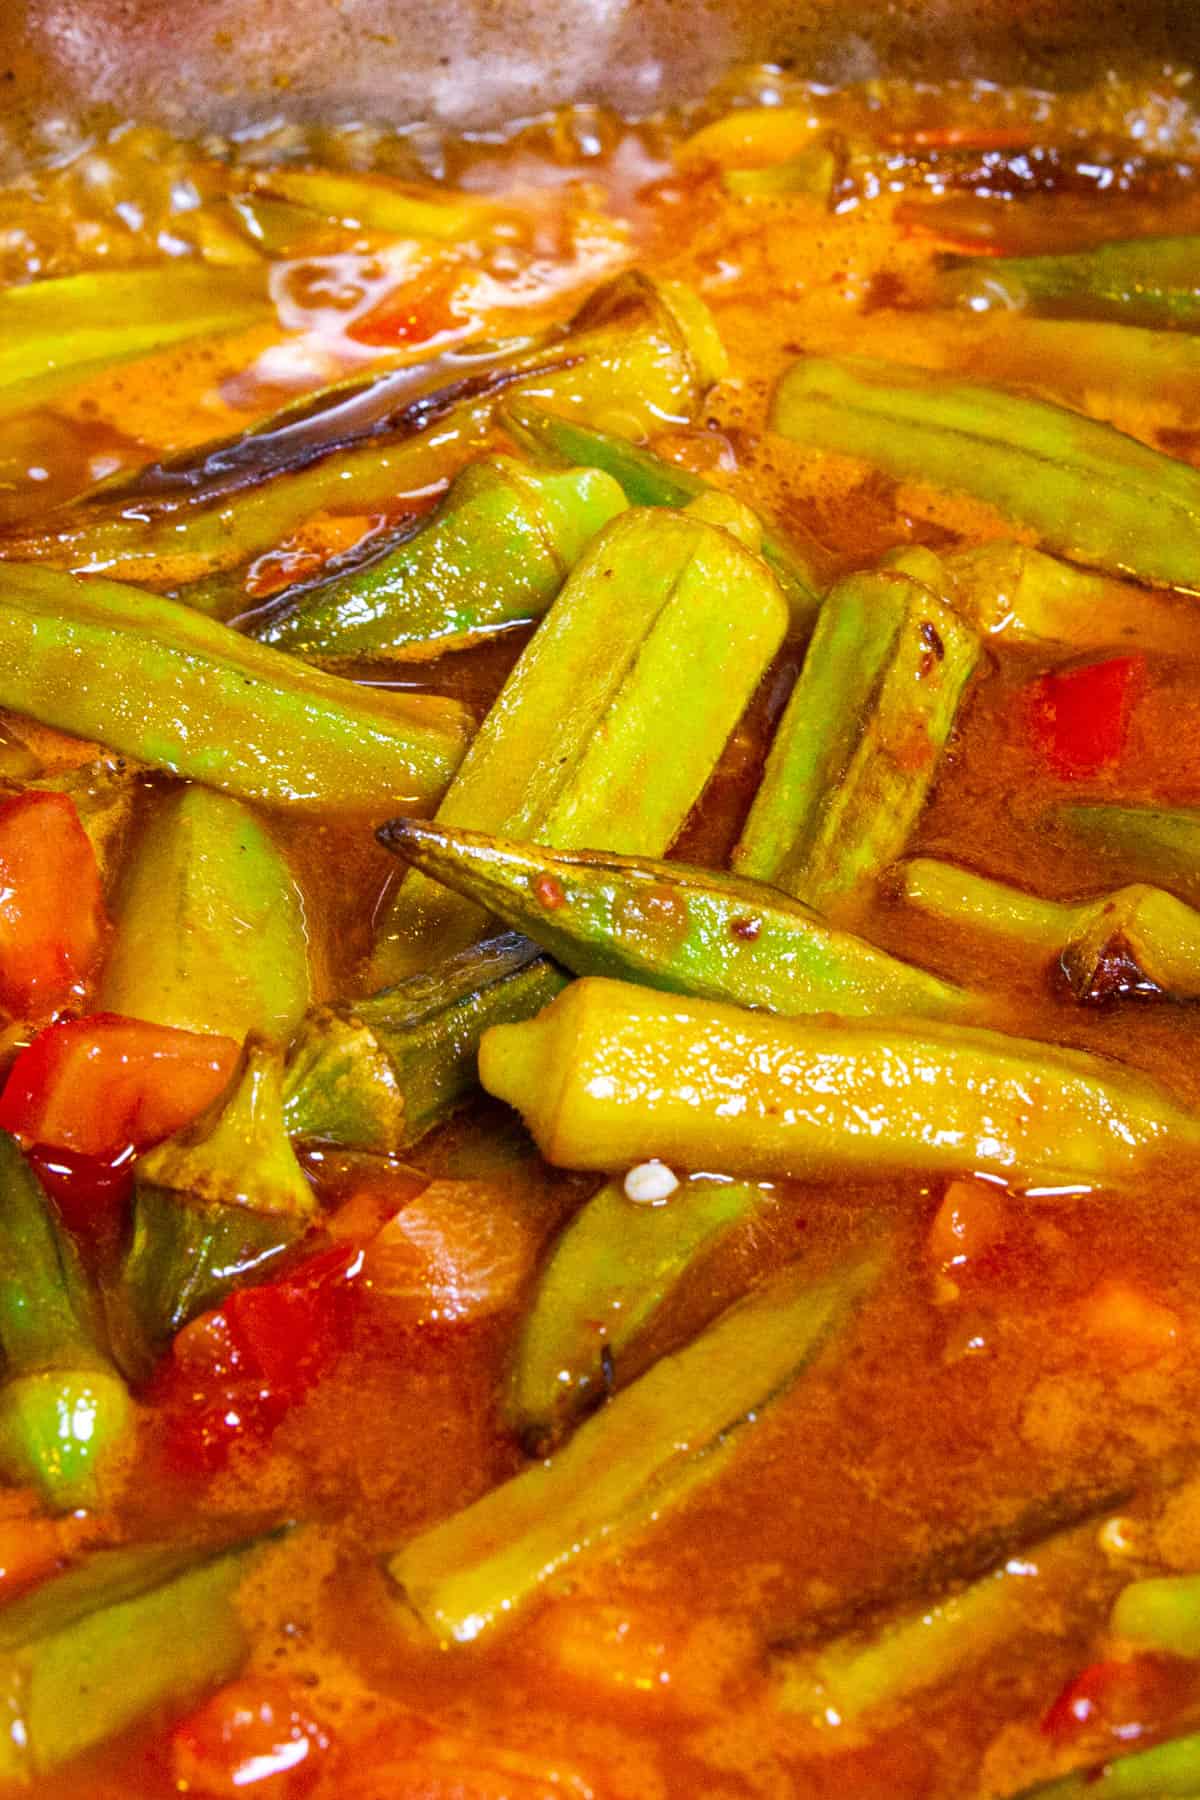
[1054,804,1200,908]
[731,554,979,917]
[246,455,627,660]
[388,1240,887,1645]
[942,234,1200,330]
[378,821,975,1023]
[900,858,1200,1002]
[0,1133,134,1512]
[122,1040,316,1360]
[944,542,1200,657]
[770,352,1200,588]
[479,977,1200,1187]
[501,399,824,627]
[283,932,566,1153]
[508,1176,771,1448]
[0,564,471,814]
[1110,1571,1200,1658]
[100,786,311,1042]
[0,1534,269,1779]
[368,495,788,984]
[2,273,724,582]
[1013,1730,1200,1799]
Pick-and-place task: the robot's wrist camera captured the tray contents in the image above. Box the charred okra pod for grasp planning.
[0,1133,134,1511]
[0,564,471,813]
[1054,804,1200,908]
[770,353,1200,589]
[2,273,724,582]
[122,1041,316,1359]
[944,542,1200,657]
[388,1241,887,1645]
[942,234,1200,330]
[901,858,1200,1003]
[247,455,626,660]
[731,553,979,917]
[378,821,975,1023]
[369,495,788,984]
[100,786,311,1042]
[0,1534,269,1779]
[508,1176,771,1447]
[480,978,1200,1187]
[502,399,824,627]
[282,932,566,1154]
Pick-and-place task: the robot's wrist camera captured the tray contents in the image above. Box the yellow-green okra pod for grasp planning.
[731,553,979,916]
[100,786,311,1042]
[770,353,1200,588]
[368,495,788,984]
[479,977,1200,1187]
[945,542,1200,658]
[942,234,1200,330]
[0,564,471,813]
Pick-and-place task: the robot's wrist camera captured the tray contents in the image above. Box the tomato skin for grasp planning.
[0,791,109,1020]
[26,1140,136,1245]
[1040,1653,1190,1747]
[0,1014,238,1158]
[1027,655,1145,779]
[348,269,465,348]
[171,1677,330,1796]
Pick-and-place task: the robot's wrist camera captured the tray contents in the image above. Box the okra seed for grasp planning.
[624,1161,679,1204]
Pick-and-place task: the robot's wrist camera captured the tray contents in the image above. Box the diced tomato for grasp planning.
[26,1140,136,1244]
[171,1676,331,1796]
[348,269,465,348]
[1041,1653,1189,1747]
[0,791,109,1020]
[0,1014,238,1158]
[159,1245,363,1477]
[1027,655,1145,779]
[927,1178,1006,1269]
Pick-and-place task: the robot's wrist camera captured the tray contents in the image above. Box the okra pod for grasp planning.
[508,1176,771,1447]
[282,932,566,1153]
[1055,805,1200,908]
[943,235,1200,330]
[0,1535,267,1779]
[722,147,837,201]
[378,822,975,1023]
[731,555,979,916]
[1110,1572,1200,1658]
[0,1133,134,1511]
[247,455,627,661]
[122,1041,316,1358]
[100,786,311,1042]
[0,564,471,813]
[0,265,269,421]
[234,166,500,240]
[479,977,1200,1187]
[900,859,1200,1002]
[3,273,724,581]
[770,353,1200,588]
[945,542,1200,657]
[501,399,824,627]
[369,498,788,983]
[1014,1731,1200,1799]
[388,1241,886,1645]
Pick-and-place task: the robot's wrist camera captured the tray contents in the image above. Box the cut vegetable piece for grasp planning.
[0,1133,134,1511]
[388,1242,887,1645]
[2,273,723,581]
[501,400,823,627]
[1027,655,1144,779]
[770,353,1200,588]
[0,1015,239,1159]
[100,787,310,1043]
[479,978,1200,1186]
[378,822,975,1023]
[0,565,470,813]
[369,498,788,983]
[1013,1729,1200,1798]
[945,543,1200,656]
[723,148,837,200]
[509,1177,771,1446]
[283,933,566,1153]
[0,790,109,1021]
[247,455,626,661]
[1055,805,1200,907]
[942,235,1200,329]
[0,266,268,419]
[0,1535,267,1779]
[122,1041,316,1358]
[731,555,979,916]
[1110,1572,1200,1658]
[236,167,499,239]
